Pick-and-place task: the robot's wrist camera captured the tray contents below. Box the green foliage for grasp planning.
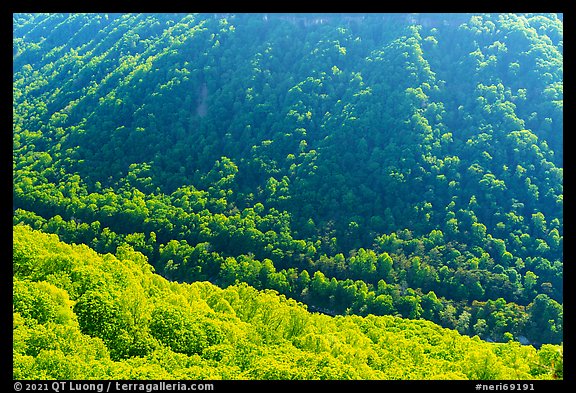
[12,226,561,379]
[13,12,562,379]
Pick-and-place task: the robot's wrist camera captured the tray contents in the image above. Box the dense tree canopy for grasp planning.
[13,225,562,379]
[13,12,562,379]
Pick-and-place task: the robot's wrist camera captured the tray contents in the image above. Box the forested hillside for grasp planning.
[13,225,562,379]
[13,12,563,378]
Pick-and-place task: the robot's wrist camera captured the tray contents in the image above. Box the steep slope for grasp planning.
[13,225,562,380]
[13,13,562,346]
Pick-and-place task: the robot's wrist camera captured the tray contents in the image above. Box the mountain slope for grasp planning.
[13,225,562,380]
[13,12,562,347]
